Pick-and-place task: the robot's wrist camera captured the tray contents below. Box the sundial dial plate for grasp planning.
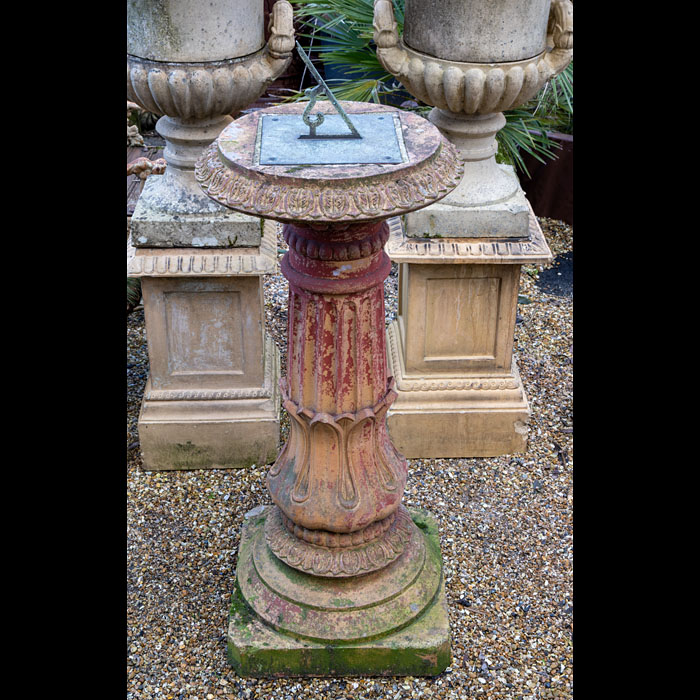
[256,112,407,166]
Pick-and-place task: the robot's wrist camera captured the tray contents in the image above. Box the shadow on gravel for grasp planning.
[536,251,573,298]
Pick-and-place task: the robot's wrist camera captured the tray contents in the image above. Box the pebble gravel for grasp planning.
[127,217,573,700]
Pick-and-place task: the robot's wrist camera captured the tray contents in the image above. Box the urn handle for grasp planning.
[543,0,574,78]
[373,0,399,50]
[267,0,295,59]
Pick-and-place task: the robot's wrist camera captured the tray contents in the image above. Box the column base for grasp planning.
[137,335,280,470]
[387,408,529,458]
[386,321,529,458]
[228,507,451,677]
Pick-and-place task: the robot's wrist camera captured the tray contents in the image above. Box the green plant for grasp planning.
[529,60,573,135]
[127,100,160,133]
[289,0,405,103]
[127,277,142,313]
[286,0,572,175]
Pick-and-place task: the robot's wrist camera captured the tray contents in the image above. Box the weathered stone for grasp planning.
[130,171,263,249]
[404,164,530,238]
[385,207,551,458]
[127,1,295,248]
[126,2,295,468]
[127,223,281,471]
[137,413,280,470]
[228,507,451,677]
[372,0,570,455]
[373,0,574,238]
[403,0,551,63]
[127,0,265,62]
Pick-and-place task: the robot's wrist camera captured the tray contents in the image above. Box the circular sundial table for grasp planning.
[195,100,462,677]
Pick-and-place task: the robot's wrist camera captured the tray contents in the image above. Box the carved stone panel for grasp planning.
[401,263,519,374]
[165,290,245,376]
[424,275,501,360]
[142,276,265,392]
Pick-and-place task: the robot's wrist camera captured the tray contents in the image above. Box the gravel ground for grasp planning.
[127,217,573,700]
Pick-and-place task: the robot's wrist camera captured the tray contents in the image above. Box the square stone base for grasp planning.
[138,406,280,470]
[227,509,451,677]
[404,164,530,239]
[387,406,529,458]
[137,336,281,471]
[130,170,263,248]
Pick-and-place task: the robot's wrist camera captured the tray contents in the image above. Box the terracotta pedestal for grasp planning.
[384,209,551,457]
[195,101,462,675]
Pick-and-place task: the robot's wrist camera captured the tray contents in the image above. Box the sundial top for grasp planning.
[195,101,462,224]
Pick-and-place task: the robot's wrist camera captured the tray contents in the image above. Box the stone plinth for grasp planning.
[195,100,463,676]
[372,0,569,455]
[129,166,265,249]
[405,161,530,239]
[385,207,552,458]
[127,222,280,470]
[228,506,450,677]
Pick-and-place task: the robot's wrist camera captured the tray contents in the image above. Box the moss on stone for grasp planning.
[227,508,452,677]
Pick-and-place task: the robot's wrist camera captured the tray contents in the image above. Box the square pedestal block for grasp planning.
[127,225,281,470]
[130,169,263,249]
[227,507,451,677]
[405,164,531,239]
[136,333,280,470]
[387,407,529,458]
[386,319,529,457]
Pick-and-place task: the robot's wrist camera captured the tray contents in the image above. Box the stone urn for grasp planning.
[126,0,295,248]
[373,0,573,237]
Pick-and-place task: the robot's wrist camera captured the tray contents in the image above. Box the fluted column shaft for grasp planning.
[267,221,407,534]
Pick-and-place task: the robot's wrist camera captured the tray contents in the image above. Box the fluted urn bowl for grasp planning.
[373,0,573,117]
[127,0,295,121]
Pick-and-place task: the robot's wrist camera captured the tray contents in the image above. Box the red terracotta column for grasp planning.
[269,219,406,536]
[195,100,463,675]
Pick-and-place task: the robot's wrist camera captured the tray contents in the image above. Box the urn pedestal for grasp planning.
[126,227,280,470]
[385,208,552,457]
[126,0,294,469]
[195,101,462,676]
[374,0,571,456]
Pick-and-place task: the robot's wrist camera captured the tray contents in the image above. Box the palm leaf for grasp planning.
[286,0,572,172]
[127,277,142,312]
[496,110,559,177]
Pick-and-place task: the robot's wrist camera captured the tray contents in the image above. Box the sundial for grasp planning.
[255,43,406,165]
[197,96,461,223]
[194,43,463,677]
[257,109,406,165]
